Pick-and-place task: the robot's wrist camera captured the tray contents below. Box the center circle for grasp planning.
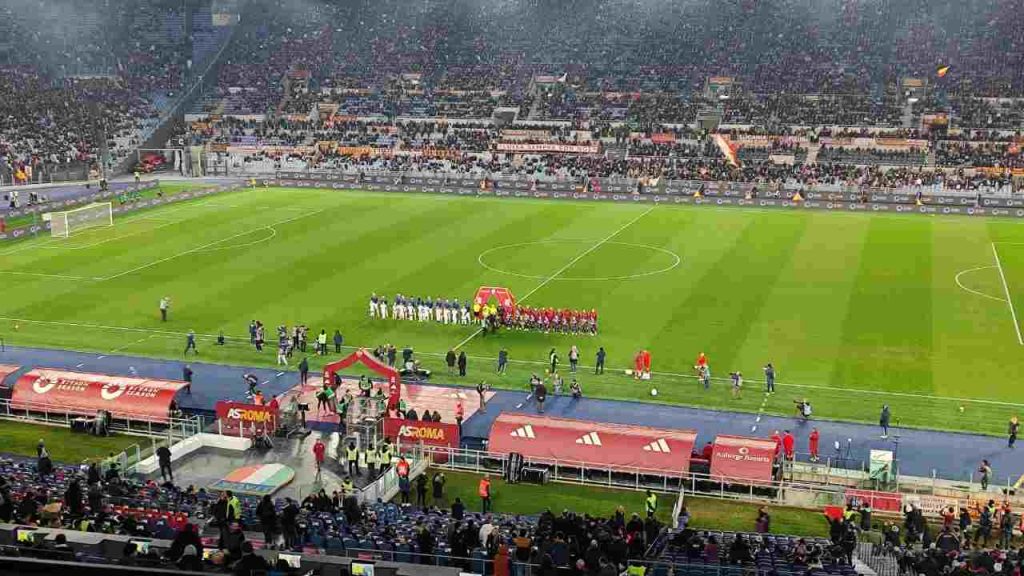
[478,240,681,281]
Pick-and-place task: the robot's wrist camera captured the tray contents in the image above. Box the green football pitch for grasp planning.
[1,184,1023,435]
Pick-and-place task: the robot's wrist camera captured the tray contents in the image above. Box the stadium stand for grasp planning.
[3,0,1024,574]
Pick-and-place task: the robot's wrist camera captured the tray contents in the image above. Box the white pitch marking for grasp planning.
[192,226,278,253]
[42,217,188,251]
[106,335,154,355]
[477,239,681,281]
[99,208,325,281]
[454,206,655,350]
[954,266,1006,303]
[519,206,656,301]
[5,315,1024,409]
[991,243,1024,345]
[0,270,93,280]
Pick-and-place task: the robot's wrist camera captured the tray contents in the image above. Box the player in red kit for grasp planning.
[808,428,820,462]
[782,430,795,460]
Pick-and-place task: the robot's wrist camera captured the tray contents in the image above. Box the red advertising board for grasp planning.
[0,365,20,386]
[488,414,696,476]
[383,418,460,448]
[215,400,280,436]
[846,488,903,513]
[709,435,777,485]
[11,369,187,423]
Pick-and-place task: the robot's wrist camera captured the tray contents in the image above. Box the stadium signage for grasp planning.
[495,142,600,154]
[845,489,903,513]
[709,435,777,485]
[215,400,280,432]
[489,414,696,476]
[10,369,187,423]
[266,174,1024,219]
[2,181,159,220]
[0,181,247,243]
[383,417,459,447]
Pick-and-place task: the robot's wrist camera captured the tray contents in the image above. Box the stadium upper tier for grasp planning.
[1,0,1022,185]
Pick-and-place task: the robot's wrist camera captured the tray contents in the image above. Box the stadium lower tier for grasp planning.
[0,445,866,575]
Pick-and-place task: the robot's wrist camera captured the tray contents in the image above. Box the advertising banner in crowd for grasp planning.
[215,400,280,436]
[502,129,556,141]
[709,435,777,485]
[10,369,187,423]
[383,417,460,448]
[495,142,600,154]
[489,414,696,476]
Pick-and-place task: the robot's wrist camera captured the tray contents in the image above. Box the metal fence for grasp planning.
[0,397,203,439]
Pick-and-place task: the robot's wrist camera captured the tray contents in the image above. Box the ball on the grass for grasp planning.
[650,388,658,397]
[13,324,18,331]
[959,406,965,413]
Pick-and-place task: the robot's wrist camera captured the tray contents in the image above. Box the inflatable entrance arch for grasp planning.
[322,349,400,411]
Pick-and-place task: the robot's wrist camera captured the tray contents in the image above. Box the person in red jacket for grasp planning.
[396,456,410,479]
[782,430,795,460]
[700,441,714,461]
[313,438,326,481]
[478,474,492,513]
[808,428,820,462]
[770,430,782,457]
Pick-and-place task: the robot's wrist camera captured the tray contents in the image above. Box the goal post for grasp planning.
[48,202,114,238]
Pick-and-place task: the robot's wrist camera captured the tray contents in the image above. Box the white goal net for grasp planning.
[48,202,114,238]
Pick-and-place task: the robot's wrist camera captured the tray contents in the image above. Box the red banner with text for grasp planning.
[710,435,777,485]
[846,488,903,513]
[11,369,187,423]
[215,400,280,436]
[383,417,460,448]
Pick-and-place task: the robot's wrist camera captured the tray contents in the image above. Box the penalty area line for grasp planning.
[98,208,325,281]
[954,266,1005,303]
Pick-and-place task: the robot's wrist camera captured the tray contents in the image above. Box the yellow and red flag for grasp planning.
[936,65,950,78]
[713,134,741,168]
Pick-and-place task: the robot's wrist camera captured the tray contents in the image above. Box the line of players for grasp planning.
[369,294,473,325]
[507,306,598,335]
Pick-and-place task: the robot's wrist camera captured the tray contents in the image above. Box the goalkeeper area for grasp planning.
[2,184,1024,436]
[46,202,114,238]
